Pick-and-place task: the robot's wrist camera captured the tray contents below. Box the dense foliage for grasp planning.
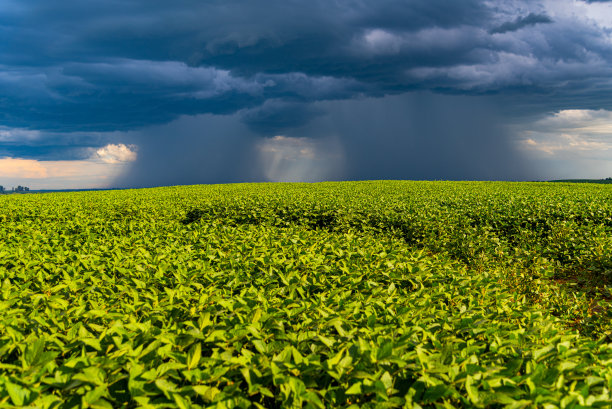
[0,181,610,408]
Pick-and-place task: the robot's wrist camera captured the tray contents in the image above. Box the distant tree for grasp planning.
[4,185,30,193]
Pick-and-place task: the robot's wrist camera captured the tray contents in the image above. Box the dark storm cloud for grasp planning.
[0,144,90,161]
[240,100,325,135]
[117,92,533,188]
[3,0,612,135]
[2,0,612,184]
[303,93,533,181]
[489,13,552,34]
[0,127,131,160]
[115,114,261,188]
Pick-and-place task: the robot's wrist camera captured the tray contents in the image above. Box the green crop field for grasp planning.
[0,181,611,408]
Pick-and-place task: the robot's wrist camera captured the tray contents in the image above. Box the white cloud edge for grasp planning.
[518,109,612,158]
[0,143,138,189]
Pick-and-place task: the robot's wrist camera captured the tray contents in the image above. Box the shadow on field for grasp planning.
[552,259,612,329]
[182,203,612,338]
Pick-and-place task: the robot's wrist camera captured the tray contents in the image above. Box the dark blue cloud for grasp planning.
[0,127,129,160]
[3,0,611,135]
[0,0,492,133]
[489,13,552,34]
[240,100,325,135]
[1,0,612,183]
[115,92,534,188]
[0,144,90,161]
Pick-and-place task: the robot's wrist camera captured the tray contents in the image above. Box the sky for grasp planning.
[1,0,612,189]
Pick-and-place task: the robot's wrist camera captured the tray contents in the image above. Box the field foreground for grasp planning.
[0,181,611,408]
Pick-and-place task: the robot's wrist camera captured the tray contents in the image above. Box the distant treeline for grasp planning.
[549,178,612,184]
[0,185,30,193]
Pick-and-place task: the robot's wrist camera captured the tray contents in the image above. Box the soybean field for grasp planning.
[0,181,611,408]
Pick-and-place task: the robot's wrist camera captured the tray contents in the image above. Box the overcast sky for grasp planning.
[1,0,612,189]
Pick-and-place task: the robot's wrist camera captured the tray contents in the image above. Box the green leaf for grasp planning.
[173,392,192,409]
[5,381,31,406]
[83,386,108,405]
[423,385,450,403]
[192,385,220,402]
[81,338,102,351]
[23,338,45,367]
[345,382,363,395]
[155,378,177,398]
[187,343,201,370]
[465,375,479,405]
[376,341,393,361]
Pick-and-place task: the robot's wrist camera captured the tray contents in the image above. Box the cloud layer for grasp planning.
[3,0,612,133]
